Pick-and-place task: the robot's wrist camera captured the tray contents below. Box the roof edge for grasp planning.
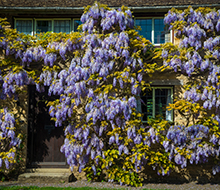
[0,3,220,11]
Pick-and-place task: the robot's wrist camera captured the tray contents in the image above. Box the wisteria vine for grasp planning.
[46,3,155,186]
[0,108,22,171]
[160,6,220,176]
[2,4,220,186]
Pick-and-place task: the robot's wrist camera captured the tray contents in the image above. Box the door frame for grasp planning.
[26,85,67,168]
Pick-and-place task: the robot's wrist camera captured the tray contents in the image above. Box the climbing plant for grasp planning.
[2,3,220,186]
[158,6,220,175]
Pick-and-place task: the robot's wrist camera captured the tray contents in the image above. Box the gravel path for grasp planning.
[1,180,220,190]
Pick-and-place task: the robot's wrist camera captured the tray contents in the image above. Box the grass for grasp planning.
[0,186,169,190]
[0,187,97,190]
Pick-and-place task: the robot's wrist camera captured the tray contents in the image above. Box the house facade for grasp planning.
[0,0,220,175]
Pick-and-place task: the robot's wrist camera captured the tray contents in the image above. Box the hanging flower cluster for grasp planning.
[160,7,220,175]
[162,7,220,111]
[45,3,154,186]
[0,108,22,170]
[0,19,24,173]
[0,17,82,174]
[3,3,220,186]
[164,125,218,167]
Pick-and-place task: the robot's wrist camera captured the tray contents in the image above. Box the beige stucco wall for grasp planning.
[174,36,181,46]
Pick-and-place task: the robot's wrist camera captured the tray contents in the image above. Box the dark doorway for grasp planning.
[27,85,66,168]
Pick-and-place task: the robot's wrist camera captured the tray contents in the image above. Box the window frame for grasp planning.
[34,18,72,34]
[134,17,173,46]
[14,18,34,35]
[14,18,78,35]
[73,19,82,32]
[138,86,174,123]
[53,18,72,34]
[34,18,53,34]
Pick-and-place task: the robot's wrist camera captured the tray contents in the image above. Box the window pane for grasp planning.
[164,25,171,43]
[16,20,32,35]
[36,21,52,33]
[54,20,70,33]
[155,89,171,120]
[141,89,153,121]
[74,20,82,31]
[154,19,165,44]
[135,19,152,41]
[140,88,172,121]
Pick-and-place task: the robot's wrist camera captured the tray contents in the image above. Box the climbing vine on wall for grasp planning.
[1,3,220,186]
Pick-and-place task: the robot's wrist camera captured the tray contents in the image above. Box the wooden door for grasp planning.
[27,85,67,168]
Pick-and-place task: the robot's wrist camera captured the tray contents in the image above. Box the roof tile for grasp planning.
[0,0,219,7]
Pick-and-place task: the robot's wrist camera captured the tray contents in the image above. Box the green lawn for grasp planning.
[0,187,97,190]
[0,186,169,190]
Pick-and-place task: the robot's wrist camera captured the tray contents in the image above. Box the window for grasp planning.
[137,87,173,122]
[15,19,33,35]
[35,19,71,34]
[135,18,171,45]
[36,20,52,33]
[54,20,71,33]
[15,18,77,35]
[73,19,82,31]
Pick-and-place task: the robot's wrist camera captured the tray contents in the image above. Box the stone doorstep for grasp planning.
[26,168,71,173]
[18,168,75,183]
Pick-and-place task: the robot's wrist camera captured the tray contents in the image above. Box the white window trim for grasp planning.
[134,17,173,46]
[138,86,173,123]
